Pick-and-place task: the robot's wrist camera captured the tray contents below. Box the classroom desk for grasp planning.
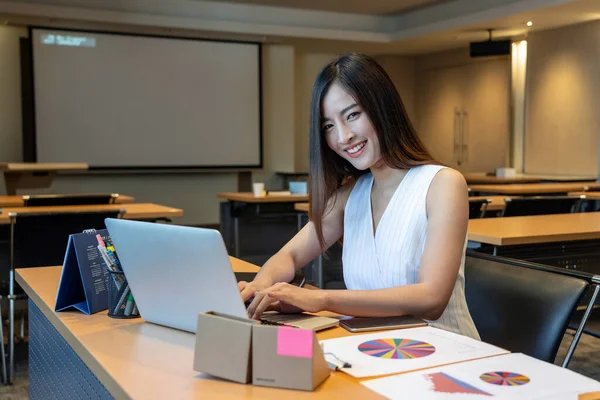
[217,192,309,203]
[469,182,600,196]
[467,212,600,247]
[295,197,507,214]
[0,203,183,224]
[16,260,380,399]
[462,173,541,184]
[571,192,600,200]
[0,163,88,195]
[295,202,309,213]
[217,192,309,259]
[0,194,135,207]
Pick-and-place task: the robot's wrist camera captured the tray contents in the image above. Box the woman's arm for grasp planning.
[264,169,469,320]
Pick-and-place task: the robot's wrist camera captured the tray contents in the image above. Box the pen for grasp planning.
[114,286,130,315]
[124,292,135,316]
[104,244,123,272]
[97,235,123,290]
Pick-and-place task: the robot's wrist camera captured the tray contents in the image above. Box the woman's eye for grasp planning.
[322,124,334,132]
[347,111,360,120]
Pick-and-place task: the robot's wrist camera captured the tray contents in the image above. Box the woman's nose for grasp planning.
[337,125,355,144]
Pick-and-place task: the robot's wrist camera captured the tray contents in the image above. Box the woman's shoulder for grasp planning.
[430,167,466,188]
[426,167,468,208]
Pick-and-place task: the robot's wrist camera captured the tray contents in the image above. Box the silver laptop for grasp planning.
[105,219,338,333]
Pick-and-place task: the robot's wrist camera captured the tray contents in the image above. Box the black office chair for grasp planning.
[22,193,119,206]
[468,199,491,219]
[500,195,584,217]
[465,251,588,364]
[0,209,124,383]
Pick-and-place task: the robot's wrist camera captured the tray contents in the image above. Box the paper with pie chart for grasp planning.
[320,326,508,378]
[362,353,600,399]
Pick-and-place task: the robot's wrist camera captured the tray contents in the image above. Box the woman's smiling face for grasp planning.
[321,83,382,171]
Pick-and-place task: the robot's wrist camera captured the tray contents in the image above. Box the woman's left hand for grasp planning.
[263,283,327,314]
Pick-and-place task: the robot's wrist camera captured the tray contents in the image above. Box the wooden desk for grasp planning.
[295,202,309,213]
[469,182,600,196]
[296,198,506,213]
[218,192,309,260]
[0,203,183,224]
[0,163,88,195]
[16,260,380,399]
[570,192,600,200]
[0,194,135,207]
[218,192,309,203]
[467,212,600,246]
[462,173,541,184]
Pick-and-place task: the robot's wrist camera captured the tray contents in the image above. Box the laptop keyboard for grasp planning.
[259,318,290,327]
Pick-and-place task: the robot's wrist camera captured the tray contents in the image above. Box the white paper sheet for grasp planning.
[361,353,600,399]
[319,326,508,378]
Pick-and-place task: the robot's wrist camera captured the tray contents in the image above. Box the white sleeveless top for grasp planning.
[343,165,480,340]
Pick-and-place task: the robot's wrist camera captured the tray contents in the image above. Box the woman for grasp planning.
[240,53,479,339]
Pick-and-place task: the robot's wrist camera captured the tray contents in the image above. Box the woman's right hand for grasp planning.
[238,278,279,319]
[238,278,272,303]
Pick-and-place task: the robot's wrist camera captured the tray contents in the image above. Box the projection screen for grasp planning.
[29,28,262,168]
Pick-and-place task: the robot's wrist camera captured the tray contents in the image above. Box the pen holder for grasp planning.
[107,270,140,319]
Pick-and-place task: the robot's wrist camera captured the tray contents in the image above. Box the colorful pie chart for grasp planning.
[480,371,530,386]
[357,338,436,359]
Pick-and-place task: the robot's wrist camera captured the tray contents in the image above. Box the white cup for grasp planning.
[496,167,516,178]
[252,182,265,197]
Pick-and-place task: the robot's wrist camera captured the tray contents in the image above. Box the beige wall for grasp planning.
[524,20,600,176]
[374,55,416,121]
[0,26,313,225]
[253,44,296,187]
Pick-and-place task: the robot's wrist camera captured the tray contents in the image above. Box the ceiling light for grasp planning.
[526,21,533,26]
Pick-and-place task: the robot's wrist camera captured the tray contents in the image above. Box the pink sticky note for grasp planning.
[277,327,313,358]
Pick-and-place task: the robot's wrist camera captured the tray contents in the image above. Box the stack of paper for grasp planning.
[361,353,600,399]
[319,326,508,378]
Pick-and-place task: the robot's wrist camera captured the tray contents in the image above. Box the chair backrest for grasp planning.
[9,210,124,270]
[22,193,119,206]
[501,195,584,217]
[468,199,491,219]
[465,252,588,362]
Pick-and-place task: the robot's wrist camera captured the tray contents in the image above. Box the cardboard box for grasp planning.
[193,312,256,384]
[252,324,330,391]
[193,312,330,391]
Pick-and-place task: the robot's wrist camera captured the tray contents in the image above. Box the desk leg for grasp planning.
[297,214,303,232]
[316,255,324,289]
[8,270,14,384]
[234,216,240,258]
[562,284,599,368]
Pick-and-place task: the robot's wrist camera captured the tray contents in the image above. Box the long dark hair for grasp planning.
[309,53,437,251]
